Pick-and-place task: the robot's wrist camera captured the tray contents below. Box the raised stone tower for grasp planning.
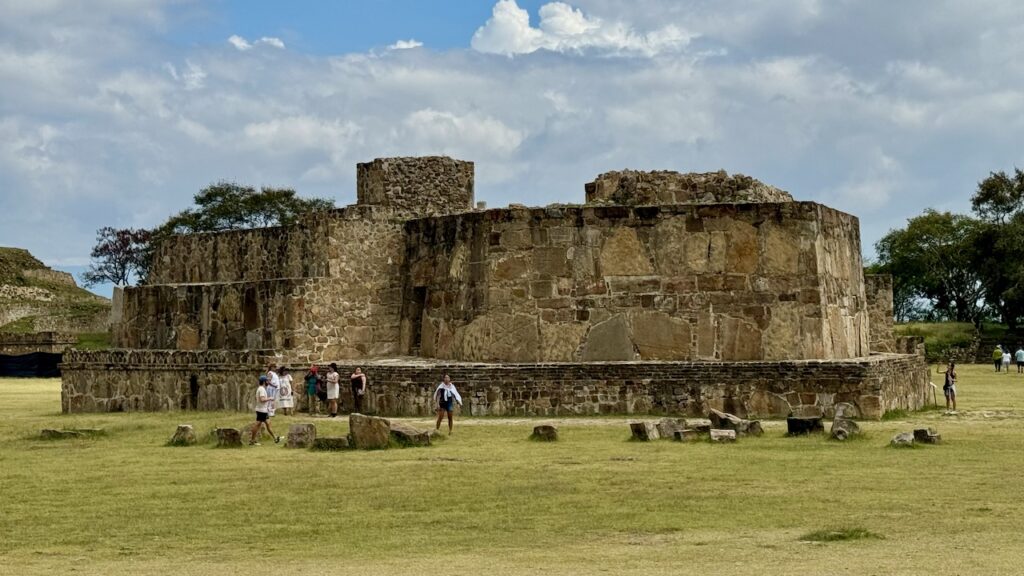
[357,156,474,216]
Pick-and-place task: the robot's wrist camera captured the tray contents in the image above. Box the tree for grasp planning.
[81,227,152,287]
[971,168,1024,224]
[875,210,987,326]
[971,169,1024,330]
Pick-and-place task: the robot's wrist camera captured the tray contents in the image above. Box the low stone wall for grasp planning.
[0,332,77,354]
[60,351,929,419]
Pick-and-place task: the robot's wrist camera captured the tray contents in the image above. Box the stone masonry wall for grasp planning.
[865,274,897,353]
[585,170,794,205]
[357,156,474,218]
[60,352,930,420]
[0,331,77,354]
[401,202,868,362]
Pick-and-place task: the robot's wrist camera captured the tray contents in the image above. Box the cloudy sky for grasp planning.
[2,0,1022,296]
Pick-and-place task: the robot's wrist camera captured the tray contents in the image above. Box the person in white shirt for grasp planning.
[278,366,294,416]
[434,374,463,435]
[249,375,281,445]
[1002,351,1011,373]
[265,364,280,417]
[326,363,341,418]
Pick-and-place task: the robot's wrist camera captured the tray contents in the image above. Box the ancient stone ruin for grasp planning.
[61,156,930,419]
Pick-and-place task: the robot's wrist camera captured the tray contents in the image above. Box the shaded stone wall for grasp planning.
[865,274,897,353]
[357,156,474,218]
[401,202,868,362]
[585,170,793,205]
[0,331,77,354]
[60,352,930,420]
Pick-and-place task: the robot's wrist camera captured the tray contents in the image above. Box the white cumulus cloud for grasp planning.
[228,34,286,51]
[388,39,423,50]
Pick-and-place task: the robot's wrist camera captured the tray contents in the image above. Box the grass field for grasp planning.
[3,365,1024,575]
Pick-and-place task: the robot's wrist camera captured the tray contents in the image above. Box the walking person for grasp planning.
[278,366,294,416]
[1002,350,1012,374]
[305,365,320,414]
[943,361,957,412]
[993,345,1003,371]
[434,374,463,435]
[350,367,367,413]
[326,363,341,418]
[250,375,281,445]
[1016,346,1024,374]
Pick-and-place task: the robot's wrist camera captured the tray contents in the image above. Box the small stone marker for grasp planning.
[673,429,701,442]
[530,424,559,442]
[710,429,737,443]
[390,421,433,446]
[169,424,196,446]
[349,413,391,449]
[890,432,914,447]
[286,423,317,449]
[830,417,861,441]
[787,416,824,436]
[629,421,659,441]
[215,427,243,448]
[655,418,685,439]
[708,408,763,437]
[312,436,350,451]
[683,418,712,434]
[913,427,942,445]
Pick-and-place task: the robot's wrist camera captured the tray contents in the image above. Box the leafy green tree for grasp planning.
[971,169,1024,330]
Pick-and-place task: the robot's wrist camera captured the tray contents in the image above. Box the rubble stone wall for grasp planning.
[401,202,868,362]
[865,274,897,353]
[357,156,474,218]
[0,331,77,354]
[585,170,794,205]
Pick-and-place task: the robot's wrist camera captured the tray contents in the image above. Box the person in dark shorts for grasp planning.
[943,361,957,411]
[434,374,463,435]
[250,375,281,445]
[305,365,320,414]
[350,367,367,413]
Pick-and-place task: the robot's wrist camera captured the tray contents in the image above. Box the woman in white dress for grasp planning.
[278,366,295,416]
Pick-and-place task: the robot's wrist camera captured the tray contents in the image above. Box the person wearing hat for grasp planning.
[326,363,341,418]
[304,365,320,414]
[250,375,281,445]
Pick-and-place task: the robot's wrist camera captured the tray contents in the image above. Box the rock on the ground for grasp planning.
[834,402,859,419]
[790,405,824,419]
[710,429,737,443]
[684,418,712,434]
[787,416,824,436]
[40,429,81,440]
[655,418,685,439]
[390,421,432,446]
[286,423,317,449]
[530,424,559,442]
[890,432,915,448]
[349,413,391,449]
[169,424,196,446]
[913,427,942,444]
[673,429,701,442]
[215,427,243,448]
[708,408,763,436]
[312,437,350,451]
[629,421,660,441]
[830,417,861,441]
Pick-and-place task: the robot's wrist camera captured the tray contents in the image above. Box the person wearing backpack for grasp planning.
[434,374,463,435]
[350,367,368,413]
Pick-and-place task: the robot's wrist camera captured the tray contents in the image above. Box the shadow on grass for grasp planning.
[799,527,883,542]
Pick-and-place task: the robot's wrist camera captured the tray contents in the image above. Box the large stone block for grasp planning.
[630,312,691,360]
[286,423,317,449]
[581,314,634,361]
[349,413,391,449]
[599,228,653,276]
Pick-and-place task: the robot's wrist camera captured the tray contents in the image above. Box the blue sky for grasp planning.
[1,0,1022,299]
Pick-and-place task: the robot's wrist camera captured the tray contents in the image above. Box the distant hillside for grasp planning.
[0,247,110,339]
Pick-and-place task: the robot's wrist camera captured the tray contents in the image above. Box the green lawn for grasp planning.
[2,365,1024,575]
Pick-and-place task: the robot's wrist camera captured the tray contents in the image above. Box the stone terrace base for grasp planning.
[60,350,929,420]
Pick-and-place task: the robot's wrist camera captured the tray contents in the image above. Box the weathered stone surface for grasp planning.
[790,405,823,419]
[312,436,350,451]
[673,429,701,442]
[581,315,634,361]
[834,402,859,419]
[890,432,915,448]
[655,417,686,439]
[215,427,243,448]
[169,424,196,446]
[787,416,824,436]
[684,418,712,434]
[630,421,659,441]
[913,428,941,445]
[286,423,317,449]
[390,421,432,446]
[40,429,81,440]
[349,413,391,450]
[830,417,861,441]
[708,408,763,436]
[530,424,559,442]
[585,169,794,205]
[631,312,691,360]
[710,429,737,442]
[599,228,653,276]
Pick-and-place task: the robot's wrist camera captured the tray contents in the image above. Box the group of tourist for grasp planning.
[991,345,1024,373]
[249,363,464,446]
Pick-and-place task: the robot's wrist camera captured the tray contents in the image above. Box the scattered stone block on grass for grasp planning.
[890,432,915,448]
[169,424,196,446]
[390,421,432,447]
[673,429,701,442]
[530,424,559,442]
[710,429,737,443]
[40,428,105,440]
[830,417,861,441]
[655,418,685,439]
[790,405,823,419]
[312,437,350,451]
[629,421,659,441]
[684,418,712,434]
[215,427,243,448]
[349,413,391,450]
[708,409,763,436]
[787,416,824,436]
[286,423,317,449]
[913,428,941,444]
[834,402,859,419]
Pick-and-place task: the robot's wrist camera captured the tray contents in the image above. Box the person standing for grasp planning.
[265,364,280,418]
[250,375,281,445]
[434,374,463,435]
[1002,350,1012,374]
[326,363,341,418]
[278,366,294,416]
[993,345,1003,372]
[1016,346,1024,374]
[350,367,367,413]
[305,365,320,414]
[943,361,957,412]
